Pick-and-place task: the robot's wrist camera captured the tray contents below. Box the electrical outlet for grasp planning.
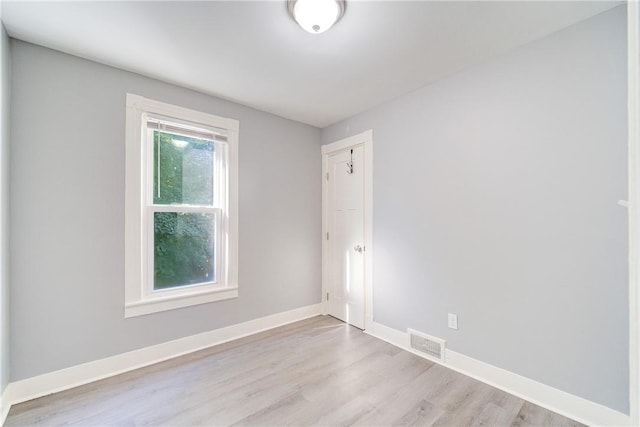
[448,313,458,330]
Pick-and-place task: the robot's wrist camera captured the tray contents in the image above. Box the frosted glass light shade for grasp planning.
[288,0,345,34]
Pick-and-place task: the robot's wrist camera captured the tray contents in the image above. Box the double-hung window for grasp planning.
[125,94,238,317]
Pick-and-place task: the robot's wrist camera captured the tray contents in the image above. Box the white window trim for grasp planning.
[125,94,239,318]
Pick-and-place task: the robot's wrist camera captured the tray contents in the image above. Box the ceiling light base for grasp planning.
[287,0,346,34]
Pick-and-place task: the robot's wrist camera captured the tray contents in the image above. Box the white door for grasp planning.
[326,145,365,329]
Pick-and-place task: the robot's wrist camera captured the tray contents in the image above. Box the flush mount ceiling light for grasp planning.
[287,0,346,34]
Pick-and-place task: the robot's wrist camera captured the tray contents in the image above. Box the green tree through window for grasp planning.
[152,131,216,289]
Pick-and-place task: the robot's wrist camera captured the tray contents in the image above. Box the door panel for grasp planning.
[327,146,365,329]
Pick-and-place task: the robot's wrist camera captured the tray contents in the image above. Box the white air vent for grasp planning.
[407,328,446,362]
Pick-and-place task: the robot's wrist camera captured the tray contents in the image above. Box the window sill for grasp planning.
[125,286,238,318]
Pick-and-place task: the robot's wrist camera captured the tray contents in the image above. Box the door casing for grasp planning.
[321,130,373,331]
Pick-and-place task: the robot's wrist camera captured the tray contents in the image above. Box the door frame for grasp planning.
[321,130,373,331]
[628,1,639,424]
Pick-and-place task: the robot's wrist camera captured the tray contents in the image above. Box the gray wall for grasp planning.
[322,6,628,413]
[9,41,322,381]
[1,21,11,396]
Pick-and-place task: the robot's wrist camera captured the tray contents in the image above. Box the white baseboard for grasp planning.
[4,303,322,410]
[365,321,631,427]
[4,311,628,427]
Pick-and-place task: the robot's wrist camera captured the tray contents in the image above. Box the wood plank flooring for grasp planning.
[5,316,584,426]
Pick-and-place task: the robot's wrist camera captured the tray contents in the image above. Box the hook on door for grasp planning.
[346,149,354,174]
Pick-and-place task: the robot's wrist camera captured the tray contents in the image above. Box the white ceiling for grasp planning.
[0,1,621,128]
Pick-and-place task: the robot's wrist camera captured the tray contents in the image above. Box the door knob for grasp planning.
[354,245,364,253]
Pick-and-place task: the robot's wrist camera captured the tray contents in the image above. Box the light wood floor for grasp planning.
[6,316,583,426]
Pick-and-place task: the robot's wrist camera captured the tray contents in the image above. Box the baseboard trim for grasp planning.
[4,303,322,409]
[365,321,630,427]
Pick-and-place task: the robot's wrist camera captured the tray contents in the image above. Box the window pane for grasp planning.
[154,212,216,290]
[153,131,214,206]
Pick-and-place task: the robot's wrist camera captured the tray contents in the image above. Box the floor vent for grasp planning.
[407,329,446,362]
